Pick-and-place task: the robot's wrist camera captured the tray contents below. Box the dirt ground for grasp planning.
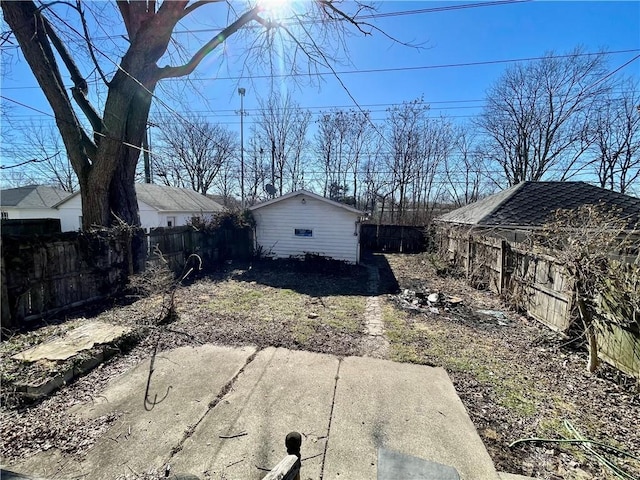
[381,253,639,480]
[1,254,638,480]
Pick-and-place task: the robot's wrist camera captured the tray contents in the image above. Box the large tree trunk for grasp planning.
[3,0,177,230]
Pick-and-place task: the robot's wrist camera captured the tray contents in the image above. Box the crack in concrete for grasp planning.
[164,348,260,464]
[319,358,342,480]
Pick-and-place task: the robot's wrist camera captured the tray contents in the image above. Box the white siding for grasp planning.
[253,194,361,263]
[57,194,83,231]
[1,207,60,220]
[139,200,161,229]
[57,196,209,231]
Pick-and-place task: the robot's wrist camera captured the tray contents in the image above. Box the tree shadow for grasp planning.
[363,251,401,295]
[233,253,400,298]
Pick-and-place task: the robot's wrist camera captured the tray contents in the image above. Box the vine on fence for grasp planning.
[534,205,639,373]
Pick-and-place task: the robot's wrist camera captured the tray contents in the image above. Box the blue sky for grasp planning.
[1,0,639,167]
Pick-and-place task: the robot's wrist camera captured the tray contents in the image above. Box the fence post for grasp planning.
[0,237,11,330]
[498,239,507,294]
[466,235,472,279]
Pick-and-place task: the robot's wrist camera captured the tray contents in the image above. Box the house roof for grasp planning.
[0,185,72,208]
[438,181,640,228]
[249,189,364,215]
[135,184,224,212]
[53,184,225,212]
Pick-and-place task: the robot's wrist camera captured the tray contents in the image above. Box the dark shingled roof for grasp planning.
[0,185,71,208]
[438,182,640,229]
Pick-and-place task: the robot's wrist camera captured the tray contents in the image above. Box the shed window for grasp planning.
[1,211,8,220]
[294,228,313,237]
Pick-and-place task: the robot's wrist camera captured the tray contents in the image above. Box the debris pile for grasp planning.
[396,288,464,314]
[395,289,511,326]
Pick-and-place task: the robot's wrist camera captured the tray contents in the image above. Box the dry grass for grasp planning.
[2,254,638,480]
[381,253,640,480]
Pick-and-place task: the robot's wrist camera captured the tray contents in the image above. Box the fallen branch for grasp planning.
[219,431,248,439]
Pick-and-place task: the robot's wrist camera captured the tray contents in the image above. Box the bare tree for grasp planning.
[316,112,339,197]
[385,98,430,223]
[253,91,311,195]
[244,134,269,206]
[315,109,373,203]
[410,115,454,224]
[154,116,236,194]
[589,77,640,194]
[444,125,490,206]
[2,0,382,228]
[213,160,239,208]
[477,48,609,186]
[359,137,391,219]
[1,122,78,192]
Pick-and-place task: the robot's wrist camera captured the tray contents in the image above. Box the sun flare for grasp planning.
[259,0,294,20]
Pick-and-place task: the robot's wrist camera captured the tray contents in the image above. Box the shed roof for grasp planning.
[438,181,640,228]
[0,185,71,208]
[249,189,364,215]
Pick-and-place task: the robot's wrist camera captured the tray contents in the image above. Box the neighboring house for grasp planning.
[249,189,365,263]
[437,181,640,241]
[0,185,71,221]
[54,183,225,231]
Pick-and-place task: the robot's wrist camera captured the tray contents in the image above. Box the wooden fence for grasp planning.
[360,224,428,253]
[437,226,639,378]
[1,225,253,330]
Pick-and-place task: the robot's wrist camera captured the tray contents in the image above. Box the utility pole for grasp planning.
[142,127,151,184]
[238,87,246,208]
[271,138,276,195]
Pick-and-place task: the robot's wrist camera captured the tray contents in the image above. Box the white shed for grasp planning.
[249,190,364,264]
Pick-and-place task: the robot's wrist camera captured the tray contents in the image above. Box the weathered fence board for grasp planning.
[1,225,253,330]
[360,224,428,253]
[437,226,638,378]
[597,324,640,377]
[507,245,574,332]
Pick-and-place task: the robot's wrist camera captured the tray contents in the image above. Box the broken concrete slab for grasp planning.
[323,356,499,480]
[11,322,131,362]
[16,345,257,480]
[170,347,338,480]
[14,349,116,399]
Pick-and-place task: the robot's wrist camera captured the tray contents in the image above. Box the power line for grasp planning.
[51,1,532,42]
[3,48,639,91]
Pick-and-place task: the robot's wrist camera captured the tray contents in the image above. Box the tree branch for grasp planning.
[180,0,226,19]
[157,6,261,80]
[1,1,93,171]
[76,0,109,85]
[41,9,104,138]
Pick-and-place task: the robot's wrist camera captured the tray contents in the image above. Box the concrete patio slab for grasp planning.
[6,346,500,480]
[170,347,339,480]
[37,345,255,480]
[322,356,499,480]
